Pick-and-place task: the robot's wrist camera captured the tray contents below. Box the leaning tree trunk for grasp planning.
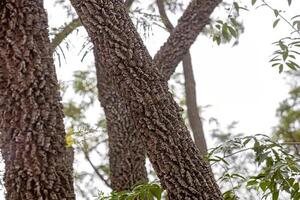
[94,47,148,191]
[53,2,148,191]
[0,0,75,199]
[70,0,223,199]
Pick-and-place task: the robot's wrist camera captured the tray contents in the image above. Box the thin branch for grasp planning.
[83,150,111,188]
[262,0,300,36]
[156,0,174,32]
[51,18,81,51]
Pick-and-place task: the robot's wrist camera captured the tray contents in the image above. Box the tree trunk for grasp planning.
[70,0,222,198]
[182,52,208,155]
[0,1,75,199]
[94,47,148,191]
[50,2,146,191]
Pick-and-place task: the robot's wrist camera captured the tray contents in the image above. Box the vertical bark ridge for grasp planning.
[70,0,222,199]
[0,1,75,199]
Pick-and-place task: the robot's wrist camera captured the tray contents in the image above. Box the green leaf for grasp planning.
[272,191,279,200]
[247,179,258,187]
[282,50,289,61]
[251,0,257,5]
[279,64,284,73]
[228,26,237,38]
[274,9,279,17]
[273,19,280,28]
[230,18,239,27]
[213,35,221,45]
[260,181,269,192]
[293,20,300,30]
[286,62,297,70]
[149,185,163,200]
[222,23,230,40]
[233,2,239,14]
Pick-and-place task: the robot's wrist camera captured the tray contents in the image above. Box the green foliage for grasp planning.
[209,2,244,46]
[274,74,300,154]
[270,38,300,73]
[98,183,164,200]
[231,0,300,73]
[209,134,300,200]
[96,134,300,200]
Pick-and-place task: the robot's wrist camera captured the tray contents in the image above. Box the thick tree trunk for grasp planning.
[0,1,75,199]
[70,0,222,198]
[94,47,148,191]
[51,2,146,191]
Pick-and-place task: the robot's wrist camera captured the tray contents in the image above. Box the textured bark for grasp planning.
[153,0,219,81]
[70,0,222,199]
[52,1,146,191]
[0,1,75,199]
[93,46,148,191]
[157,0,208,155]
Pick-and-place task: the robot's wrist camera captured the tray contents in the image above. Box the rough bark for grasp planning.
[0,1,75,199]
[153,0,218,81]
[51,2,146,191]
[94,47,148,191]
[70,0,222,199]
[157,0,208,155]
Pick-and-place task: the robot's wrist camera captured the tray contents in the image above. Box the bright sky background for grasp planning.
[45,0,299,143]
[1,0,299,199]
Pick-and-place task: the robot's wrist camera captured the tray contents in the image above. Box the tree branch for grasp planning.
[83,150,111,188]
[156,0,208,155]
[51,18,81,51]
[153,0,221,80]
[51,1,135,51]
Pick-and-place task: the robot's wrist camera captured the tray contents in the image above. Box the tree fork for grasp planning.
[70,0,222,198]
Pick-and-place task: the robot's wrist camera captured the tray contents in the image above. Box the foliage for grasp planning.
[223,0,300,73]
[274,72,300,155]
[97,134,300,200]
[98,183,164,200]
[209,134,300,200]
